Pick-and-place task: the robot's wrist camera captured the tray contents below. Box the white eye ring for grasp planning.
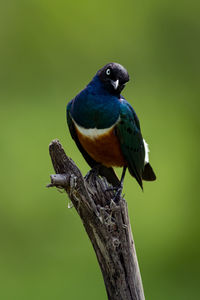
[106,68,111,76]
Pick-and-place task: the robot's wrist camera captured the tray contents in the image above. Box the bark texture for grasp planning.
[47,139,145,300]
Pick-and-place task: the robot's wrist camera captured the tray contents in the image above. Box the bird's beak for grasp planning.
[111,79,119,90]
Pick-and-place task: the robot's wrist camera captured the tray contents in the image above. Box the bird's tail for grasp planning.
[142,163,156,181]
[98,166,120,186]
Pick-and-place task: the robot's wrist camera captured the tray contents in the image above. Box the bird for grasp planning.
[66,62,156,195]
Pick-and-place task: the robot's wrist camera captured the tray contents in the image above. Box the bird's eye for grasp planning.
[106,68,111,76]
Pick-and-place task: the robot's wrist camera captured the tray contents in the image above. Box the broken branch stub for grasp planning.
[47,139,145,300]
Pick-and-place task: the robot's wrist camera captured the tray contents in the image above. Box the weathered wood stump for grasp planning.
[47,139,145,300]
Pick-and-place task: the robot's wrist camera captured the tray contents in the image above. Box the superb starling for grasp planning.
[67,63,156,191]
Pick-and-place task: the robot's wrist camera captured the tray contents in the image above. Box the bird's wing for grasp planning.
[67,100,96,167]
[66,100,120,186]
[115,100,145,189]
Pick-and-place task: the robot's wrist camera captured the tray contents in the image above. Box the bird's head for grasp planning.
[98,62,129,94]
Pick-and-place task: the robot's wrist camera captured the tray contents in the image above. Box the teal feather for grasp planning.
[116,100,145,189]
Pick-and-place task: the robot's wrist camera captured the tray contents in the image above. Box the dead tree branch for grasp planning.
[47,139,145,300]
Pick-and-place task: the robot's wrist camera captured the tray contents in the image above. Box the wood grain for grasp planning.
[47,139,145,300]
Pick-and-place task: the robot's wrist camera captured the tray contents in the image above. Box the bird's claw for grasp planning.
[105,186,120,192]
[112,187,123,203]
[105,185,123,203]
[85,166,100,182]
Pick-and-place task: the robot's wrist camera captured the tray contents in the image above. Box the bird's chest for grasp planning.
[71,92,120,129]
[74,122,125,167]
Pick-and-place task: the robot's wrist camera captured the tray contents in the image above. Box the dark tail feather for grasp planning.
[98,166,120,187]
[98,163,155,190]
[135,176,143,190]
[142,163,156,181]
[128,166,143,190]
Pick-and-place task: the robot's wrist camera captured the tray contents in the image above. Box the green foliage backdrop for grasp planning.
[0,0,199,299]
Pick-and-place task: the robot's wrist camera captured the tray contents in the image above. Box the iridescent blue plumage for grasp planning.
[67,62,156,190]
[70,74,120,129]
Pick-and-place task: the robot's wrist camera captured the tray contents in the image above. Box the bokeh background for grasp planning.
[0,0,199,299]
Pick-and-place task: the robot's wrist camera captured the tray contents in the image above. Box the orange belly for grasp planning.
[76,127,126,167]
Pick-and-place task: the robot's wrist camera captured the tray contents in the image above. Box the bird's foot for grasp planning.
[113,186,123,203]
[105,166,126,202]
[105,184,123,203]
[85,165,101,182]
[105,185,119,192]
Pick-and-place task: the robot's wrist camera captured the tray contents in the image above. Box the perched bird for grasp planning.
[67,63,156,193]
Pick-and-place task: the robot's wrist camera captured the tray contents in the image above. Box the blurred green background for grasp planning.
[0,0,199,299]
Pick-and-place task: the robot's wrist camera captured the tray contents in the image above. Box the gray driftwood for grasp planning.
[47,139,145,300]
